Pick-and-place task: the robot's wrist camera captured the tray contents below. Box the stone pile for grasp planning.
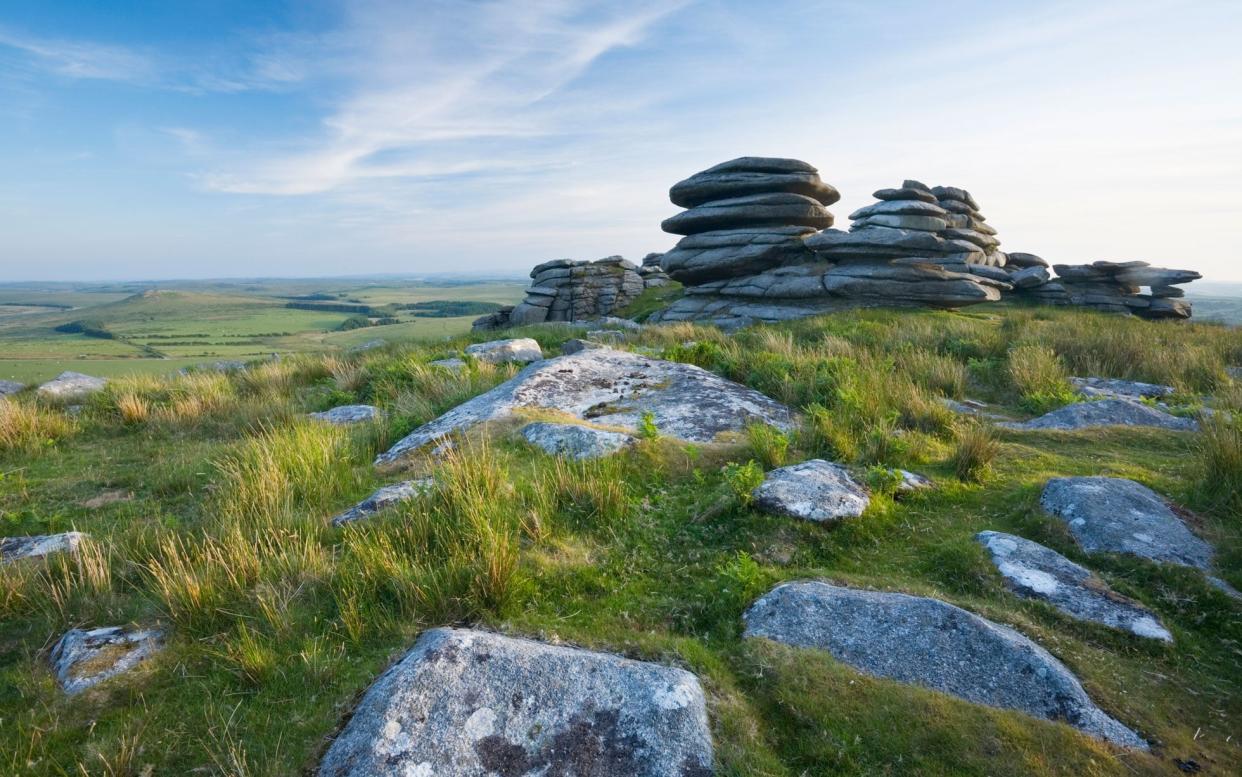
[650,170,1011,326]
[1044,261,1200,319]
[932,185,1006,267]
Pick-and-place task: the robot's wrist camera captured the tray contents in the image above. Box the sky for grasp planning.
[1,0,1240,282]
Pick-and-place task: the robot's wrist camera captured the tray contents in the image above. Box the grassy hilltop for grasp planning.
[1,304,1240,775]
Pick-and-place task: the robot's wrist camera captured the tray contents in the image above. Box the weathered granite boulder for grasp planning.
[50,626,164,695]
[37,371,107,400]
[1007,252,1049,269]
[670,156,839,208]
[1010,266,1051,289]
[752,460,869,523]
[429,357,466,371]
[999,399,1197,432]
[743,582,1147,748]
[521,421,634,460]
[318,628,714,776]
[1,531,86,564]
[465,338,544,365]
[1069,377,1174,401]
[660,226,817,284]
[561,339,606,355]
[471,306,514,332]
[1046,261,1201,318]
[0,379,24,396]
[639,252,672,287]
[931,184,1005,266]
[662,192,834,236]
[976,531,1172,642]
[506,256,648,326]
[893,469,932,493]
[376,349,793,465]
[332,479,434,526]
[309,404,381,425]
[1040,477,1213,570]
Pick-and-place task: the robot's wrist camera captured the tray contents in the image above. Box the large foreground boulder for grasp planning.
[1,532,86,564]
[743,582,1146,748]
[376,349,793,465]
[318,628,714,776]
[37,371,107,400]
[999,399,1197,432]
[1040,477,1213,570]
[976,531,1172,642]
[50,626,164,694]
[751,460,869,523]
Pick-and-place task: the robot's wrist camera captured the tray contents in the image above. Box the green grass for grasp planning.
[0,304,1239,774]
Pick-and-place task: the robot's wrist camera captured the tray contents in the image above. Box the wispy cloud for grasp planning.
[0,25,156,82]
[202,0,688,195]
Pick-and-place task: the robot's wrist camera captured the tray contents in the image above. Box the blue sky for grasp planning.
[1,0,1240,282]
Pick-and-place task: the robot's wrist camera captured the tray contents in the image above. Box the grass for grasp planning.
[0,304,1239,774]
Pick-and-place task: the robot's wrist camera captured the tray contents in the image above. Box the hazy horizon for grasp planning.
[3,0,1241,282]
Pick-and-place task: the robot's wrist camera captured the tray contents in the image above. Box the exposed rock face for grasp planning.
[638,252,672,287]
[465,338,544,365]
[521,421,634,460]
[50,626,164,695]
[999,398,1198,432]
[1069,377,1174,401]
[751,460,869,523]
[332,479,434,526]
[0,379,24,396]
[976,531,1172,642]
[1,532,86,564]
[309,404,381,425]
[669,156,840,208]
[1019,261,1202,318]
[662,192,834,235]
[37,371,107,400]
[502,256,648,327]
[318,628,714,776]
[375,349,793,465]
[1040,477,1213,570]
[743,581,1147,748]
[932,184,1007,267]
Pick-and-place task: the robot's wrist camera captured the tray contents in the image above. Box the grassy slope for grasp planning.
[0,306,1239,776]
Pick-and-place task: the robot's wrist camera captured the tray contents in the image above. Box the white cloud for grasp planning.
[0,25,156,82]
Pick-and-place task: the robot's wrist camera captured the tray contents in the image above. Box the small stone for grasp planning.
[332,479,434,526]
[317,628,714,776]
[309,404,381,425]
[1,532,86,564]
[429,358,466,371]
[37,371,107,400]
[976,531,1172,642]
[743,581,1146,748]
[50,626,164,695]
[521,422,634,460]
[893,469,932,493]
[752,459,869,523]
[1040,477,1213,570]
[465,338,544,365]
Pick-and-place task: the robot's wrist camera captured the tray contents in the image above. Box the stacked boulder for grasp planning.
[638,252,672,287]
[1047,261,1200,318]
[474,256,647,330]
[931,185,1006,267]
[650,173,1011,326]
[1003,252,1055,296]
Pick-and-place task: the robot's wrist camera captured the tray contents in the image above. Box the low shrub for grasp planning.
[951,423,1000,482]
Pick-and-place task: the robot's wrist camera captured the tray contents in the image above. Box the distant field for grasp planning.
[0,278,524,384]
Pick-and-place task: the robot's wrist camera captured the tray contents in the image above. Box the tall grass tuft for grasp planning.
[1007,344,1076,414]
[0,399,73,455]
[951,423,1000,482]
[746,423,790,469]
[1196,414,1242,514]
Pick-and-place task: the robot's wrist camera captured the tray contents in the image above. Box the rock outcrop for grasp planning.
[309,404,381,425]
[751,460,869,523]
[37,371,107,400]
[1040,477,1214,570]
[639,252,672,287]
[501,256,648,327]
[318,627,714,776]
[520,421,634,460]
[465,338,544,365]
[651,173,1007,327]
[1,532,86,564]
[332,479,434,526]
[932,185,1007,267]
[976,531,1172,642]
[1015,261,1201,318]
[50,626,164,694]
[999,398,1197,432]
[375,348,793,466]
[743,581,1146,748]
